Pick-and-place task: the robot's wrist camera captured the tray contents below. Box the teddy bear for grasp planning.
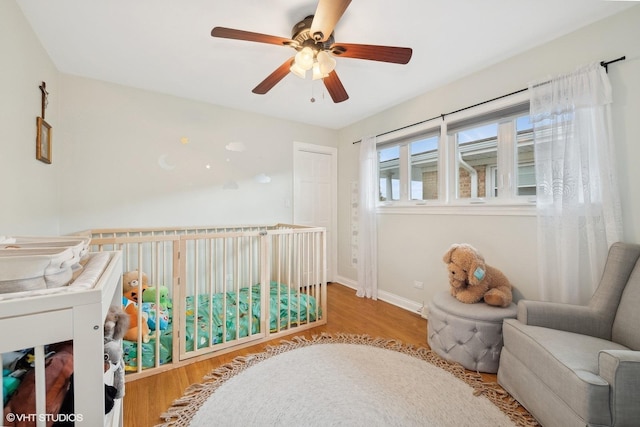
[122,270,149,303]
[121,270,152,342]
[122,297,151,343]
[442,243,513,307]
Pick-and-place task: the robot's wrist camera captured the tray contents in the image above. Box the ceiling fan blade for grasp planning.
[252,57,294,95]
[331,43,412,64]
[211,27,293,47]
[310,0,352,42]
[323,70,349,103]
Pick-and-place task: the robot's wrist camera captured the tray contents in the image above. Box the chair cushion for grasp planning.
[503,318,630,425]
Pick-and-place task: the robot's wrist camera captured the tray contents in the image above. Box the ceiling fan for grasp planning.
[211,0,412,103]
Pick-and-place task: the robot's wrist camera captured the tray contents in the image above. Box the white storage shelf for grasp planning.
[1,251,123,427]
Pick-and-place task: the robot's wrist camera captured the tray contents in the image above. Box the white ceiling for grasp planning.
[16,0,635,130]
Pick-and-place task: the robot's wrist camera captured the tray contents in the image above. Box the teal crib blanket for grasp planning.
[123,282,319,371]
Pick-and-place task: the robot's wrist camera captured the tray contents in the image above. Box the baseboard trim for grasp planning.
[333,275,425,318]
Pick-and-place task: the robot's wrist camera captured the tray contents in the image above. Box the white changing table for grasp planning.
[1,251,123,426]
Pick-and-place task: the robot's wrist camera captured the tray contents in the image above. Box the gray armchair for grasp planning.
[497,242,640,427]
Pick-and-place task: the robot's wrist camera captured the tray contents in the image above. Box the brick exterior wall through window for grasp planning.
[458,165,488,198]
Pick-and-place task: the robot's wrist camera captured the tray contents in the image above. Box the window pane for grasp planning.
[518,164,536,196]
[516,115,536,196]
[516,115,533,132]
[378,145,400,201]
[456,123,497,198]
[457,123,498,144]
[410,136,438,200]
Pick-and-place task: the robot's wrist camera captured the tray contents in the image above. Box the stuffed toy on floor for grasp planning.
[442,243,513,307]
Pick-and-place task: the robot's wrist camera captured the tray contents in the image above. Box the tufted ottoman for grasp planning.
[427,290,517,373]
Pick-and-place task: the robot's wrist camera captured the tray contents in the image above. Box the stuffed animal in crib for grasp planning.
[442,243,513,307]
[122,270,150,303]
[141,302,169,331]
[141,285,171,330]
[122,297,151,343]
[142,285,172,310]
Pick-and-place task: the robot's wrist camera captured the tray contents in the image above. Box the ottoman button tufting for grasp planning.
[427,290,517,373]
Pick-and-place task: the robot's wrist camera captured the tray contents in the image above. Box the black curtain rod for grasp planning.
[352,55,626,144]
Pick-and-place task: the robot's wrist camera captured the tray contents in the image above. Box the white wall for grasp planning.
[57,76,338,233]
[0,0,61,235]
[337,5,640,308]
[4,0,640,312]
[2,1,338,236]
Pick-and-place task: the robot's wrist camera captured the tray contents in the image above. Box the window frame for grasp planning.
[376,122,441,205]
[376,90,535,215]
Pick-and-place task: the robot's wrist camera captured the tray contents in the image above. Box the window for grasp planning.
[375,93,534,208]
[516,115,535,196]
[410,136,439,200]
[454,122,498,199]
[450,111,533,201]
[378,145,400,201]
[377,131,440,203]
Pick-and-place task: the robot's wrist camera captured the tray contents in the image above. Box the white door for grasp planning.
[293,142,337,282]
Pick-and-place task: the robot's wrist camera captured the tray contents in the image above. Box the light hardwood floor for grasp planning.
[123,283,498,427]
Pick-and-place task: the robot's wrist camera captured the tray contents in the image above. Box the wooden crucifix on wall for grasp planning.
[39,81,48,119]
[36,81,52,164]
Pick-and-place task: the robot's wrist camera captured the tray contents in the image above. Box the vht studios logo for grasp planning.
[5,412,84,423]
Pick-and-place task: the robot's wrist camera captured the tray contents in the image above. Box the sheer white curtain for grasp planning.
[357,135,378,299]
[531,62,623,304]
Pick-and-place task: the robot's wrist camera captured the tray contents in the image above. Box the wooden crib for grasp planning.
[86,224,327,381]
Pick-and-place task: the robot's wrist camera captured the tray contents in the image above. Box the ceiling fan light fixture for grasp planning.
[312,62,328,80]
[317,50,336,74]
[295,46,315,71]
[212,0,411,103]
[290,62,307,79]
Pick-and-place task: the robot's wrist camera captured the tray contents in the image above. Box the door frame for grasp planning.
[293,142,338,282]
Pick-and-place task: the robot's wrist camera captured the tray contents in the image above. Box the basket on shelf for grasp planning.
[0,235,91,294]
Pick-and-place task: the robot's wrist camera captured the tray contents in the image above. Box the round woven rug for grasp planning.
[159,333,538,427]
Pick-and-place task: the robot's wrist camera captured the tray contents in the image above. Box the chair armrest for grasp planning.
[517,300,610,339]
[598,350,640,426]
